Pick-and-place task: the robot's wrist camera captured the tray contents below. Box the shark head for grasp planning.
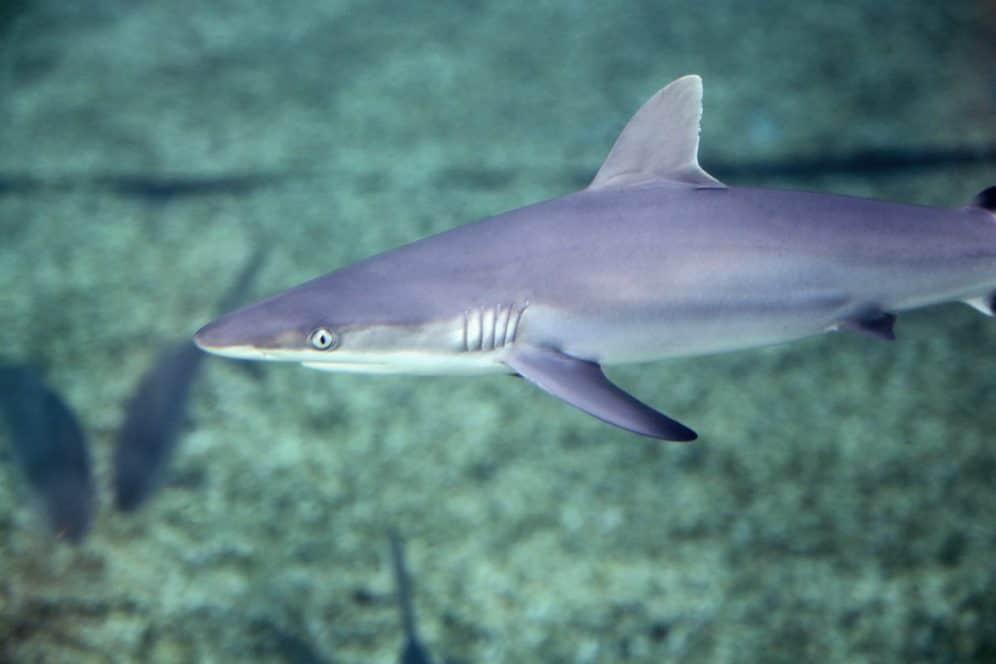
[194,268,510,375]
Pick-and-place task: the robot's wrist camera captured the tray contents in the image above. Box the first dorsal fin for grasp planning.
[589,75,725,190]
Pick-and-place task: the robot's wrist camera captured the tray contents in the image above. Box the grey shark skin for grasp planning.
[194,75,996,440]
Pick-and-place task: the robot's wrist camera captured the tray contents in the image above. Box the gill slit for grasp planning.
[463,303,527,352]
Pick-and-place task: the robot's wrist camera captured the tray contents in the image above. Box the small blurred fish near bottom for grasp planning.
[0,364,94,542]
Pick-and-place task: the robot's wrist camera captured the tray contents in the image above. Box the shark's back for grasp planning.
[348,180,990,307]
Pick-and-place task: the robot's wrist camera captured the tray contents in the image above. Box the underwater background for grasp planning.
[2,1,995,662]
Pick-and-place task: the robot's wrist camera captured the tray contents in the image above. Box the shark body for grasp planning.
[195,76,996,440]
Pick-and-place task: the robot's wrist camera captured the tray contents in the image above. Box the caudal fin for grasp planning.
[962,187,996,315]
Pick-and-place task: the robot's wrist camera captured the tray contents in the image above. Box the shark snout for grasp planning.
[193,321,267,360]
[193,319,232,353]
[193,303,312,360]
[192,313,262,357]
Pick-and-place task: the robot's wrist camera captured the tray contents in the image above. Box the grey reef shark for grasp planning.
[195,75,996,441]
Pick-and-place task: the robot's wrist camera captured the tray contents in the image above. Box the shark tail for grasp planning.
[962,187,996,315]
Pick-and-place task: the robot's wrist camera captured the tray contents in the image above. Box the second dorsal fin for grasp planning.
[589,75,725,190]
[970,186,996,214]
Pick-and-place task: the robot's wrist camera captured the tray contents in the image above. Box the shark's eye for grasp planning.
[308,327,338,350]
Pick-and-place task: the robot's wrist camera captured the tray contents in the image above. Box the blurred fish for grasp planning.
[705,144,996,180]
[561,144,996,188]
[0,364,94,542]
[113,251,264,511]
[112,340,204,511]
[0,171,285,202]
[94,172,284,205]
[251,618,329,664]
[389,529,434,664]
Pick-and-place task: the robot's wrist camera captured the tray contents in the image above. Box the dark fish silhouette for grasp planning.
[251,618,329,664]
[389,530,433,664]
[0,172,284,202]
[563,144,996,188]
[112,340,204,511]
[0,364,94,542]
[113,251,264,511]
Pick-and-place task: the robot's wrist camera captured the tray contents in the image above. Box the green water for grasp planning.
[1,1,994,662]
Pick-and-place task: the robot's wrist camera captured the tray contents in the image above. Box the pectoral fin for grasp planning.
[503,346,697,441]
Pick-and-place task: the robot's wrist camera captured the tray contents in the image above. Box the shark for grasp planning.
[194,75,996,441]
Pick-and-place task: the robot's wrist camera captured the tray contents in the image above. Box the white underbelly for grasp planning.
[302,350,511,376]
